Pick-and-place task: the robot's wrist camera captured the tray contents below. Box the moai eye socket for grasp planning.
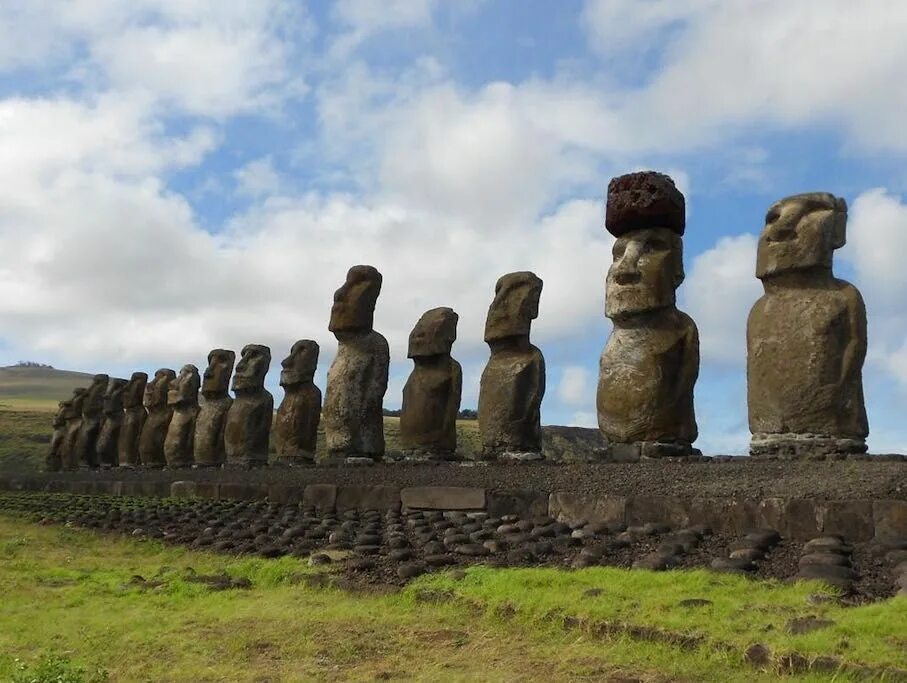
[612,240,626,259]
[765,207,781,224]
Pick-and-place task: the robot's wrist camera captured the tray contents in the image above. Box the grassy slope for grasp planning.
[2,515,904,682]
[0,367,603,472]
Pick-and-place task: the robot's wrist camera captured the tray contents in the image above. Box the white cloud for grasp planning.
[234,157,282,197]
[558,366,591,406]
[330,0,438,57]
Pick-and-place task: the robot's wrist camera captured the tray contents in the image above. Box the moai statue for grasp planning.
[477,272,546,461]
[138,368,176,469]
[224,345,273,467]
[194,349,235,468]
[60,388,87,470]
[74,373,109,468]
[400,307,462,461]
[747,193,868,457]
[95,378,127,468]
[596,171,699,460]
[118,372,148,468]
[164,364,200,468]
[275,340,321,466]
[46,401,67,472]
[323,265,389,463]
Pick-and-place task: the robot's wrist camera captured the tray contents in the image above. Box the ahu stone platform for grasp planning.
[2,459,905,542]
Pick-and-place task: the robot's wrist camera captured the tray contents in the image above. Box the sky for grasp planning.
[1,0,907,454]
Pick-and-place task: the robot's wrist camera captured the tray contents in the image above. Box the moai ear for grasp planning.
[831,196,847,250]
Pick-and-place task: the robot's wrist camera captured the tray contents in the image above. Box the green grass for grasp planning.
[0,515,904,681]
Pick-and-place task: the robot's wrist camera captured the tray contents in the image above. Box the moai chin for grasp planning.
[74,373,109,468]
[477,271,546,461]
[117,372,148,468]
[274,340,321,466]
[46,401,67,472]
[596,171,699,460]
[61,388,87,470]
[164,364,200,468]
[138,368,176,469]
[323,265,389,463]
[96,378,127,468]
[224,344,273,467]
[400,307,462,461]
[194,349,235,467]
[747,192,868,458]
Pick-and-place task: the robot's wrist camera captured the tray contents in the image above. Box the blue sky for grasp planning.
[1,0,907,454]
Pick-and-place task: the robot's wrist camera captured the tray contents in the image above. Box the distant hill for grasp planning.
[0,365,97,404]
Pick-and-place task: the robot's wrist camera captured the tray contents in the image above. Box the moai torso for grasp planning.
[224,345,273,467]
[118,372,147,467]
[477,272,545,460]
[75,374,108,468]
[139,369,175,468]
[164,364,200,468]
[46,402,67,472]
[96,378,127,468]
[747,193,868,456]
[596,172,698,459]
[400,307,463,459]
[61,390,86,470]
[323,265,389,461]
[194,350,234,467]
[275,340,321,465]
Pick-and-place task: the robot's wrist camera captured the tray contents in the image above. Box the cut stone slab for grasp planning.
[401,486,485,511]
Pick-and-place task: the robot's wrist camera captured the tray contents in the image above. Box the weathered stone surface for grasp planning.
[784,498,823,540]
[605,171,685,237]
[74,374,108,468]
[549,492,626,525]
[138,369,175,469]
[219,482,268,500]
[748,193,868,457]
[874,500,907,541]
[117,372,147,468]
[478,271,545,460]
[400,307,462,460]
[303,484,338,510]
[275,340,321,465]
[401,486,485,511]
[335,485,401,512]
[60,388,87,470]
[164,364,200,468]
[170,480,198,498]
[598,171,698,457]
[324,265,389,461]
[818,500,874,542]
[96,377,127,468]
[46,401,67,472]
[194,349,235,468]
[225,344,273,467]
[486,490,550,518]
[267,485,304,505]
[625,496,689,528]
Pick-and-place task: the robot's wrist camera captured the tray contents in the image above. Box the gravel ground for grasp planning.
[25,458,907,500]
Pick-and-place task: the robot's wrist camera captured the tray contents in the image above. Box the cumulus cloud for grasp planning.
[558,366,591,406]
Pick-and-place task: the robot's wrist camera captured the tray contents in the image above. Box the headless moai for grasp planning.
[194,349,235,468]
[747,193,868,457]
[96,378,127,468]
[46,401,67,472]
[596,171,699,460]
[138,369,175,469]
[74,373,109,468]
[275,340,321,466]
[477,271,546,462]
[118,372,148,467]
[164,364,200,468]
[400,307,462,461]
[60,388,87,470]
[224,345,273,467]
[323,265,389,463]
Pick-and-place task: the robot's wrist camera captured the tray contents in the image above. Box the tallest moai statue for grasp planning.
[747,193,868,457]
[596,171,699,460]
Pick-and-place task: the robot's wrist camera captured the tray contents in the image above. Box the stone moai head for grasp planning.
[756,192,847,280]
[68,388,87,416]
[202,349,235,397]
[232,344,271,393]
[53,401,67,427]
[122,372,148,409]
[604,171,685,320]
[484,272,543,343]
[168,364,200,407]
[329,265,383,336]
[280,340,319,388]
[103,378,128,414]
[84,374,109,412]
[143,369,176,410]
[409,307,458,358]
